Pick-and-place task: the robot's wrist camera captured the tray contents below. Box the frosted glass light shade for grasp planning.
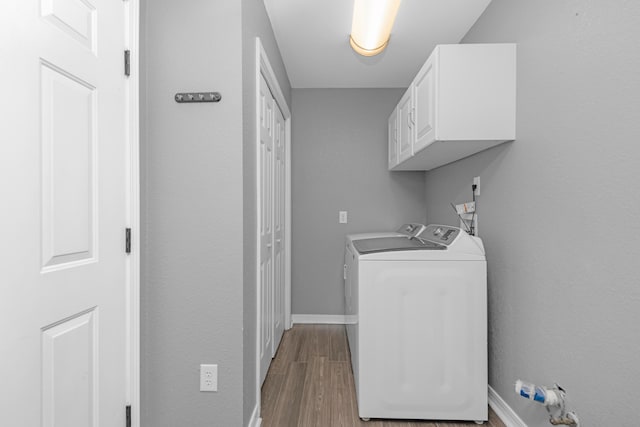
[350,0,402,57]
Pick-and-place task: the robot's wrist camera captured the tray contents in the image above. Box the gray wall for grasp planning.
[424,1,640,425]
[241,0,291,425]
[291,89,427,316]
[141,1,245,425]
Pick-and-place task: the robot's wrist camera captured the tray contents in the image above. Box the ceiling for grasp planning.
[263,0,492,88]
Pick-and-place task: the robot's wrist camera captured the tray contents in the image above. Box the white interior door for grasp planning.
[258,74,274,385]
[0,1,130,426]
[272,105,286,355]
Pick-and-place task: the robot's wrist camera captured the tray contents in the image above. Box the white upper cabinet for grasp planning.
[389,43,516,171]
[388,106,399,169]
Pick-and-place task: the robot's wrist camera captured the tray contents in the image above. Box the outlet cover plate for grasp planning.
[200,364,218,392]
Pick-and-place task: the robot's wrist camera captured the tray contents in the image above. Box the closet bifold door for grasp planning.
[272,105,286,356]
[258,73,287,386]
[258,74,274,386]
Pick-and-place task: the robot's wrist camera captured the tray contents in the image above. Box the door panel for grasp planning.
[413,57,436,153]
[41,62,97,270]
[273,105,286,354]
[42,309,98,427]
[41,0,96,52]
[259,75,274,385]
[0,0,128,425]
[397,89,413,162]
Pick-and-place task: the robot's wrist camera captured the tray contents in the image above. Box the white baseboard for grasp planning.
[488,385,528,427]
[291,314,348,324]
[247,403,262,427]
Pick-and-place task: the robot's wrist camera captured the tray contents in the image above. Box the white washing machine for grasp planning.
[344,223,425,326]
[344,224,487,423]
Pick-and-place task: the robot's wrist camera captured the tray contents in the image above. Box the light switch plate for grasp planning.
[339,211,348,224]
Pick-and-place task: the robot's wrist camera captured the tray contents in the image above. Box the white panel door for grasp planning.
[397,88,414,162]
[413,56,436,153]
[258,75,274,385]
[0,0,129,426]
[272,105,286,356]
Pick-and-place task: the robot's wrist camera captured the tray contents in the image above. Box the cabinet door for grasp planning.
[413,55,436,153]
[397,88,414,162]
[388,107,399,169]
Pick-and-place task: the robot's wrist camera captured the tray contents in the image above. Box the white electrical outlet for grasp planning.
[473,176,480,196]
[339,211,348,224]
[200,364,218,392]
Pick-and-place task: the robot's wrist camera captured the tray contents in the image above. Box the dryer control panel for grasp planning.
[421,225,460,246]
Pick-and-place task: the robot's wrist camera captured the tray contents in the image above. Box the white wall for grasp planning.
[291,89,427,316]
[424,1,640,425]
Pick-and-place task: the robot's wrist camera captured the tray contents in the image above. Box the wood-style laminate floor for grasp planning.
[261,325,506,427]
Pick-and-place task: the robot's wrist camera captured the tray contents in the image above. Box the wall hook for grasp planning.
[175,92,222,103]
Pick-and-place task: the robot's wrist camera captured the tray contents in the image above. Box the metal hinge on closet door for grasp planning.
[124,50,131,77]
[125,228,131,254]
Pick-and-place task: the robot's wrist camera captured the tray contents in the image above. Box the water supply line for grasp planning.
[515,380,580,426]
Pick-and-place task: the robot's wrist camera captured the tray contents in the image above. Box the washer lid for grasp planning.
[346,223,426,244]
[352,236,445,254]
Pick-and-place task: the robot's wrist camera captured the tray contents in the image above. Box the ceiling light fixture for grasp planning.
[349,0,402,57]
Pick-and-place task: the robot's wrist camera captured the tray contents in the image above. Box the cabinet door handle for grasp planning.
[411,107,416,124]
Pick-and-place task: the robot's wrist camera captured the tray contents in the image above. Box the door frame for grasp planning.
[254,36,291,422]
[125,1,141,426]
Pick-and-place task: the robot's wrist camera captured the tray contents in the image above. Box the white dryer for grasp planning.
[344,224,487,423]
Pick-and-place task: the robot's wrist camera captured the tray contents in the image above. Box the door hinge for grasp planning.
[125,405,131,427]
[125,228,131,254]
[124,50,131,77]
